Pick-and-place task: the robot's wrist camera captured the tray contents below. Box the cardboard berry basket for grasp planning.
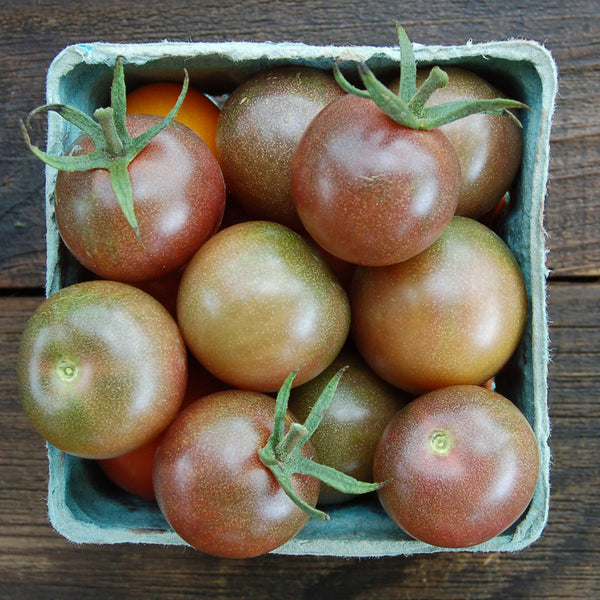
[42,37,557,557]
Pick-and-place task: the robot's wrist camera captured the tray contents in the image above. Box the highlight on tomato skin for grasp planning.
[126,81,221,155]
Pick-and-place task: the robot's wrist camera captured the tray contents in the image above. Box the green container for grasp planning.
[43,37,557,557]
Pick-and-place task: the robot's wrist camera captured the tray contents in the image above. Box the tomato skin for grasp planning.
[98,437,160,501]
[373,385,540,548]
[177,220,351,392]
[126,82,220,156]
[291,94,461,266]
[132,265,186,318]
[351,217,527,394]
[17,280,187,459]
[55,114,226,283]
[216,67,345,229]
[153,390,320,558]
[289,345,410,505]
[299,230,356,291]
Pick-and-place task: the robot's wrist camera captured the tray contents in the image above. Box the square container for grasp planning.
[43,37,557,557]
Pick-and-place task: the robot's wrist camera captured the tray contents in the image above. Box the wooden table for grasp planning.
[1,1,598,598]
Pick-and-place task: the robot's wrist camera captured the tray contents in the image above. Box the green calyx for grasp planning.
[333,23,529,130]
[258,367,382,521]
[20,57,189,238]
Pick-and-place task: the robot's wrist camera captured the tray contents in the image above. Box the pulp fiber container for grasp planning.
[42,36,557,557]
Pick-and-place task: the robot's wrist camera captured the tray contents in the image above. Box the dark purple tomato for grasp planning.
[153,390,320,558]
[391,67,523,219]
[216,67,345,229]
[55,114,226,283]
[291,93,461,266]
[289,344,411,505]
[373,385,540,548]
[351,217,527,394]
[17,280,187,459]
[177,220,350,392]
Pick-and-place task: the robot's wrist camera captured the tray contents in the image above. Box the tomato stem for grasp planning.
[408,66,449,117]
[56,359,78,382]
[258,368,382,521]
[21,57,190,237]
[429,430,454,456]
[276,422,310,458]
[333,23,529,130]
[94,108,125,156]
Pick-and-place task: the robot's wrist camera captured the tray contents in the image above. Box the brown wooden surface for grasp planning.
[1,1,598,598]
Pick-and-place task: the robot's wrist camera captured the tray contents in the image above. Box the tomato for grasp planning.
[177,220,350,392]
[55,114,226,283]
[97,436,160,501]
[126,82,220,156]
[291,93,461,266]
[390,67,523,219]
[299,230,356,291]
[17,280,187,459]
[97,356,225,500]
[132,265,186,318]
[216,67,345,229]
[289,344,410,505]
[351,217,527,394]
[153,390,320,558]
[373,385,540,548]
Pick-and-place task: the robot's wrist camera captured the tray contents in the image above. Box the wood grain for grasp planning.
[1,0,599,598]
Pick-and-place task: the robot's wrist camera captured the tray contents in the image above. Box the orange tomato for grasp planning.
[126,82,220,155]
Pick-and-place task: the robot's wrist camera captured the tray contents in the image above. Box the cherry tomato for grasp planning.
[153,390,320,558]
[216,67,345,229]
[177,220,350,392]
[97,436,160,501]
[132,265,186,318]
[299,230,356,291]
[97,356,225,500]
[289,344,410,505]
[373,385,540,548]
[351,217,527,394]
[126,82,220,156]
[55,114,226,283]
[390,67,523,219]
[17,280,187,459]
[291,93,461,266]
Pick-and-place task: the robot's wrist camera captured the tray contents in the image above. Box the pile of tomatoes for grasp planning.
[18,32,541,559]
